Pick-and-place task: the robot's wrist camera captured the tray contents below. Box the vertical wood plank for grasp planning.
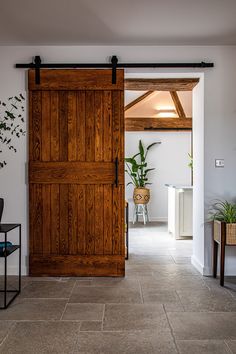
[104,185,113,255]
[51,91,60,161]
[32,91,42,161]
[85,91,95,162]
[112,91,121,255]
[94,185,104,255]
[28,91,33,161]
[68,91,77,161]
[41,91,51,161]
[68,184,78,255]
[32,184,43,254]
[59,91,68,161]
[51,184,60,254]
[77,185,86,255]
[77,91,86,161]
[59,184,69,254]
[95,91,104,161]
[103,91,112,162]
[42,184,51,254]
[85,185,95,255]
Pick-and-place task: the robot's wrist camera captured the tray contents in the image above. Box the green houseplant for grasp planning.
[210,200,236,245]
[0,94,25,169]
[125,140,160,204]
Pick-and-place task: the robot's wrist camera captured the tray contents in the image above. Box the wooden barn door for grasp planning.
[28,69,124,276]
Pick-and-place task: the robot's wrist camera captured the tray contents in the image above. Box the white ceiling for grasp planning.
[1,0,236,45]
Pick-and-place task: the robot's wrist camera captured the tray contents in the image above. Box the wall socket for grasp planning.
[215,159,224,168]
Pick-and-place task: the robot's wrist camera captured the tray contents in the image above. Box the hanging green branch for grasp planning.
[0,94,26,169]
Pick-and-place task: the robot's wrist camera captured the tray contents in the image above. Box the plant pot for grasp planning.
[214,220,236,245]
[133,187,150,205]
[0,198,4,223]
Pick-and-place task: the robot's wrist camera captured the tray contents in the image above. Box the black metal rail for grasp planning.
[15,55,214,85]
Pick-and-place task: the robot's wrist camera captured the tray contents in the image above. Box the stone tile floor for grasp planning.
[0,222,236,353]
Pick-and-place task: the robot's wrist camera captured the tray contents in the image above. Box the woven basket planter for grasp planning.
[133,187,150,205]
[214,220,236,245]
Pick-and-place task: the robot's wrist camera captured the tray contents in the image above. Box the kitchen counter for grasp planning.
[166,184,193,239]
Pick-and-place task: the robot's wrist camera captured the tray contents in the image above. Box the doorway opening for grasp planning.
[124,73,204,274]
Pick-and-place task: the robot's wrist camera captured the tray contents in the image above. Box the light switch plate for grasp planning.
[215,159,224,167]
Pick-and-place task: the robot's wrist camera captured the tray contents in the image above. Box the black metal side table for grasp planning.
[0,224,21,309]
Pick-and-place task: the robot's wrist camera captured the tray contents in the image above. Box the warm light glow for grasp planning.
[156,106,177,118]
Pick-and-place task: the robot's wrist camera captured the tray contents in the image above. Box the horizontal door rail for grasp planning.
[29,161,124,184]
[16,55,214,85]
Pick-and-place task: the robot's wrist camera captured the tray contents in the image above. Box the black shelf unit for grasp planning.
[0,224,21,309]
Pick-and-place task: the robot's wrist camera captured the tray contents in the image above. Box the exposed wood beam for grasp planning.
[125,78,199,91]
[170,91,186,118]
[125,91,154,111]
[125,118,192,131]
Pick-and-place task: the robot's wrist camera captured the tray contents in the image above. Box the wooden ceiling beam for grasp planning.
[125,78,199,91]
[170,91,186,118]
[125,117,192,131]
[125,91,154,111]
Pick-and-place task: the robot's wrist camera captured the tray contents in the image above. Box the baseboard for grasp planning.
[191,255,204,275]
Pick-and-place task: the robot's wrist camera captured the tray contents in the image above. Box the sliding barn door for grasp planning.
[28,69,124,276]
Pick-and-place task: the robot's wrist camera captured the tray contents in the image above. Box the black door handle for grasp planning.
[115,157,119,187]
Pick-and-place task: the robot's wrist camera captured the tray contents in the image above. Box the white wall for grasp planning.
[125,132,191,221]
[0,45,236,276]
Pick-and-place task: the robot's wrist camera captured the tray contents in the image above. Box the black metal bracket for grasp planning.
[34,56,41,85]
[111,55,118,84]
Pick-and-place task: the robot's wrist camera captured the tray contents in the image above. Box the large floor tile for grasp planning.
[168,312,236,340]
[69,286,142,304]
[0,299,67,320]
[62,303,104,320]
[0,321,80,354]
[142,289,181,305]
[139,275,207,290]
[80,321,102,331]
[74,331,178,354]
[85,277,139,289]
[177,340,231,354]
[20,280,75,299]
[177,289,236,312]
[103,303,169,331]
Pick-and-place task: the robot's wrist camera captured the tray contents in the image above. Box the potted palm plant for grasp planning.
[210,200,236,245]
[125,140,160,204]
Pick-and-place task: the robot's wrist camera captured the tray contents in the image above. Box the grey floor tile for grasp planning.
[88,277,139,289]
[0,299,67,320]
[0,321,14,344]
[142,289,180,304]
[69,286,142,304]
[139,275,207,290]
[177,289,236,312]
[103,303,169,331]
[177,340,231,353]
[80,321,102,331]
[20,280,75,299]
[62,303,104,321]
[168,312,236,340]
[164,302,185,312]
[0,321,80,354]
[74,331,178,354]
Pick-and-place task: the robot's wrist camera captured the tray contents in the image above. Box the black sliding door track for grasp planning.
[16,55,214,85]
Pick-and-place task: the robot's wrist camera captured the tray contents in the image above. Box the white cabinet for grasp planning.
[166,184,193,239]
